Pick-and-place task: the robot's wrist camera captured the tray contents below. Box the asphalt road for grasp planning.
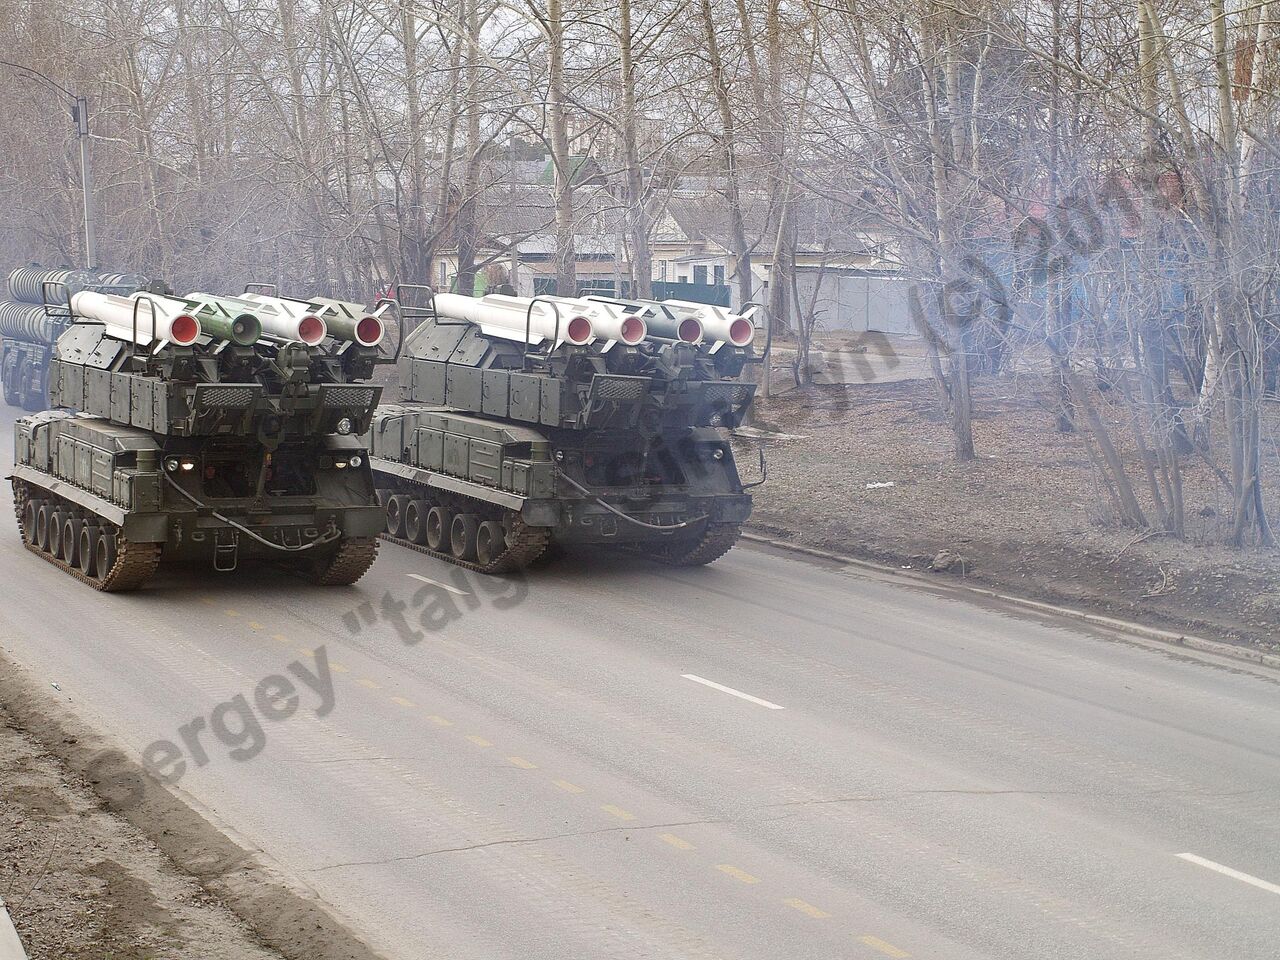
[1,413,1278,960]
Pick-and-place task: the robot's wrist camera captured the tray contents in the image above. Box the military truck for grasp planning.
[367,290,763,573]
[1,266,160,411]
[9,281,388,590]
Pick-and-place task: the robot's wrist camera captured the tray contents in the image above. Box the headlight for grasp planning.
[711,447,725,460]
[336,417,353,436]
[180,459,196,471]
[554,450,565,463]
[165,457,180,472]
[348,455,363,468]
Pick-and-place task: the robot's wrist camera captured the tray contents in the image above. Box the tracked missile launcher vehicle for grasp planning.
[1,266,162,411]
[9,282,390,591]
[368,290,764,573]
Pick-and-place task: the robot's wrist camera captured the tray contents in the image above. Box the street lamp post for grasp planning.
[0,60,98,269]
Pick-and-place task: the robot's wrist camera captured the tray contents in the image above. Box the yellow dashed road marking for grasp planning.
[860,936,910,958]
[507,757,537,769]
[659,834,694,850]
[271,634,290,644]
[224,609,239,617]
[466,735,493,748]
[552,779,584,794]
[784,898,830,918]
[391,696,415,708]
[716,864,761,884]
[200,597,215,606]
[601,804,635,821]
[356,678,381,690]
[247,621,264,630]
[329,662,350,673]
[296,648,314,659]
[427,715,453,726]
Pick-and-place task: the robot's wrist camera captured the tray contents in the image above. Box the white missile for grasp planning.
[432,293,594,346]
[70,291,202,346]
[659,299,757,347]
[518,294,647,346]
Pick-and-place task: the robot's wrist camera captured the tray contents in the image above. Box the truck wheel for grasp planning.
[385,495,410,538]
[450,514,479,562]
[22,500,40,545]
[476,521,507,567]
[404,499,432,544]
[47,508,65,559]
[95,532,118,575]
[35,503,52,551]
[426,507,452,552]
[2,377,19,407]
[21,366,47,412]
[63,515,82,567]
[80,525,100,577]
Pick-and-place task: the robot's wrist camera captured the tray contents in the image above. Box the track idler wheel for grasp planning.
[425,506,452,552]
[386,495,410,539]
[450,513,479,562]
[404,499,432,545]
[475,521,507,567]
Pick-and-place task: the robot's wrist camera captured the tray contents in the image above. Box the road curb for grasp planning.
[740,531,1280,673]
[0,896,28,960]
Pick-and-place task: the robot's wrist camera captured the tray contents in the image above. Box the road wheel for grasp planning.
[80,524,100,577]
[22,499,40,545]
[47,507,65,558]
[450,513,479,562]
[385,494,409,538]
[35,503,52,551]
[404,499,431,545]
[63,515,82,567]
[476,521,507,567]
[95,531,118,576]
[425,506,452,552]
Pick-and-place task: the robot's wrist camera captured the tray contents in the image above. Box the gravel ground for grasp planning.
[737,373,1280,651]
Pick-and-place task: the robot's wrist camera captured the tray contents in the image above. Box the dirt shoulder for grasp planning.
[0,701,285,959]
[0,653,386,960]
[737,376,1280,652]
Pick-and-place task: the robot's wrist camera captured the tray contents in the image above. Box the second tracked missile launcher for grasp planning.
[1,266,166,410]
[9,283,391,591]
[367,289,764,573]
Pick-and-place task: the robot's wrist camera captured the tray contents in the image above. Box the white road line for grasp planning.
[407,573,470,596]
[1177,853,1280,897]
[681,674,785,710]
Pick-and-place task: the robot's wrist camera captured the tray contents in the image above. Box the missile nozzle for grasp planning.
[171,314,200,346]
[355,315,383,346]
[298,315,327,345]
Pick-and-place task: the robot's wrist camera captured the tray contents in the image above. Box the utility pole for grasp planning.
[0,60,98,269]
[72,95,98,269]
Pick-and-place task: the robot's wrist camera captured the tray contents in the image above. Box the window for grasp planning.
[713,265,725,285]
[659,260,670,281]
[439,262,447,286]
[693,265,708,285]
[678,274,688,283]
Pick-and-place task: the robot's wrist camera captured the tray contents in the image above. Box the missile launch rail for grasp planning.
[367,288,766,574]
[9,279,396,591]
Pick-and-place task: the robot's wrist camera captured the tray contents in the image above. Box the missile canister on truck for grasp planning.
[1,266,165,411]
[9,283,389,591]
[366,290,763,573]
